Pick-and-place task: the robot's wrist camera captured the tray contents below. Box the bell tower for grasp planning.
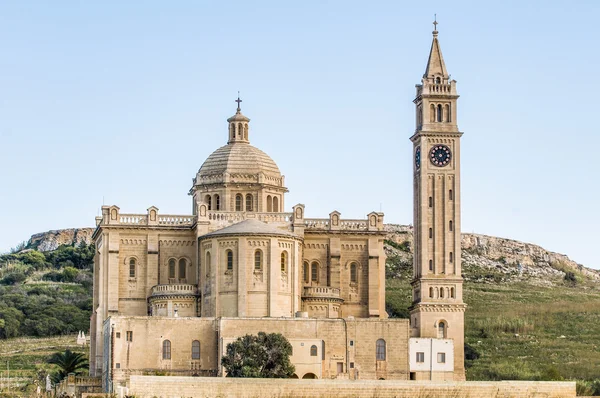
[409,21,466,381]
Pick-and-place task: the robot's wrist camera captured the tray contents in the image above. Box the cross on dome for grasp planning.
[235,92,242,112]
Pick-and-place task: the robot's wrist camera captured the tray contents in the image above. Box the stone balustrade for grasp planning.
[119,214,148,225]
[304,218,369,231]
[302,286,341,299]
[151,284,199,297]
[207,211,293,224]
[158,215,194,226]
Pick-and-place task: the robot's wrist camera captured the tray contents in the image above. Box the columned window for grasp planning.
[254,250,262,270]
[281,251,288,272]
[376,339,386,361]
[168,259,176,280]
[311,262,318,282]
[235,194,243,211]
[162,340,171,360]
[350,262,357,283]
[179,259,186,280]
[226,250,233,271]
[192,340,200,360]
[129,258,136,278]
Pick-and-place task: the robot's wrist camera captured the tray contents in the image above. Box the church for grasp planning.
[89,25,466,392]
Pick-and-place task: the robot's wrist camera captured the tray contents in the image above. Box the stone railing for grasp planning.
[304,218,329,229]
[426,83,452,94]
[151,284,199,297]
[304,218,368,231]
[207,211,293,224]
[119,214,148,225]
[302,286,341,299]
[115,213,193,227]
[158,215,194,226]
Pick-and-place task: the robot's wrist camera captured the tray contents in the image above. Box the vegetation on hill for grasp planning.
[385,236,600,395]
[0,243,94,339]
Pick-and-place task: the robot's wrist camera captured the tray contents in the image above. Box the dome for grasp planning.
[197,142,282,179]
[202,219,298,238]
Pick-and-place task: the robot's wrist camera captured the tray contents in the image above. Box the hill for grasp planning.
[1,226,600,395]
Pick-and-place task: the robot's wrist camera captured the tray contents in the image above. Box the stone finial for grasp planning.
[147,206,159,226]
[329,210,341,231]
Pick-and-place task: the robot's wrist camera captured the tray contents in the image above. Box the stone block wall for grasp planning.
[129,377,576,398]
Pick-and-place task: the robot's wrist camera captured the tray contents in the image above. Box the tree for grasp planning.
[221,332,295,378]
[47,349,88,383]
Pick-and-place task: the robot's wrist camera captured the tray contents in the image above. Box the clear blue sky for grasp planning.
[1,1,598,269]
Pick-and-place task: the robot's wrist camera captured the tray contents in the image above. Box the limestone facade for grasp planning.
[89,27,465,393]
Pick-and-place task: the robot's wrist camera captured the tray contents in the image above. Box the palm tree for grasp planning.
[48,349,88,383]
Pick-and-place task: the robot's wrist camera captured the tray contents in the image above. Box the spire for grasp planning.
[227,93,250,144]
[423,16,449,79]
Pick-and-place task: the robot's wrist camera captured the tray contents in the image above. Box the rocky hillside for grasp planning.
[27,228,94,252]
[384,224,599,283]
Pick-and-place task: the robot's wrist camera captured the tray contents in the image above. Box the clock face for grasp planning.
[429,145,452,167]
[415,146,421,170]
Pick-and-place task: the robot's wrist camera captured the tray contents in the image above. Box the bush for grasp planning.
[1,270,27,285]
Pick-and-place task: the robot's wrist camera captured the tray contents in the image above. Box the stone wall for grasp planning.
[129,377,575,398]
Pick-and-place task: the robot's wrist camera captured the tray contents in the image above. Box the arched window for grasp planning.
[192,340,200,360]
[449,220,453,231]
[429,228,433,239]
[376,339,386,361]
[273,196,279,212]
[226,250,233,271]
[449,189,453,200]
[429,287,434,298]
[435,77,441,84]
[205,252,211,277]
[311,262,319,282]
[235,194,243,211]
[246,194,253,212]
[451,287,455,298]
[429,260,433,271]
[310,345,318,356]
[266,195,272,212]
[237,123,242,138]
[350,263,358,283]
[430,104,435,123]
[206,195,212,211]
[449,252,453,263]
[230,123,235,139]
[445,104,451,122]
[437,104,442,122]
[215,194,220,210]
[163,340,171,360]
[129,258,136,278]
[244,124,248,140]
[440,288,445,298]
[303,261,309,283]
[438,321,446,338]
[168,259,176,280]
[281,251,287,272]
[179,259,186,279]
[254,250,262,270]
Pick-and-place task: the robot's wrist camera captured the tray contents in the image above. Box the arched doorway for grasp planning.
[302,373,317,379]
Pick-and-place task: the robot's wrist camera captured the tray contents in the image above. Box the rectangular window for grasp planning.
[337,362,343,374]
[126,331,133,342]
[115,363,120,369]
[437,352,446,363]
[350,340,354,347]
[116,332,121,338]
[350,362,354,369]
[416,352,425,363]
[428,196,433,207]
